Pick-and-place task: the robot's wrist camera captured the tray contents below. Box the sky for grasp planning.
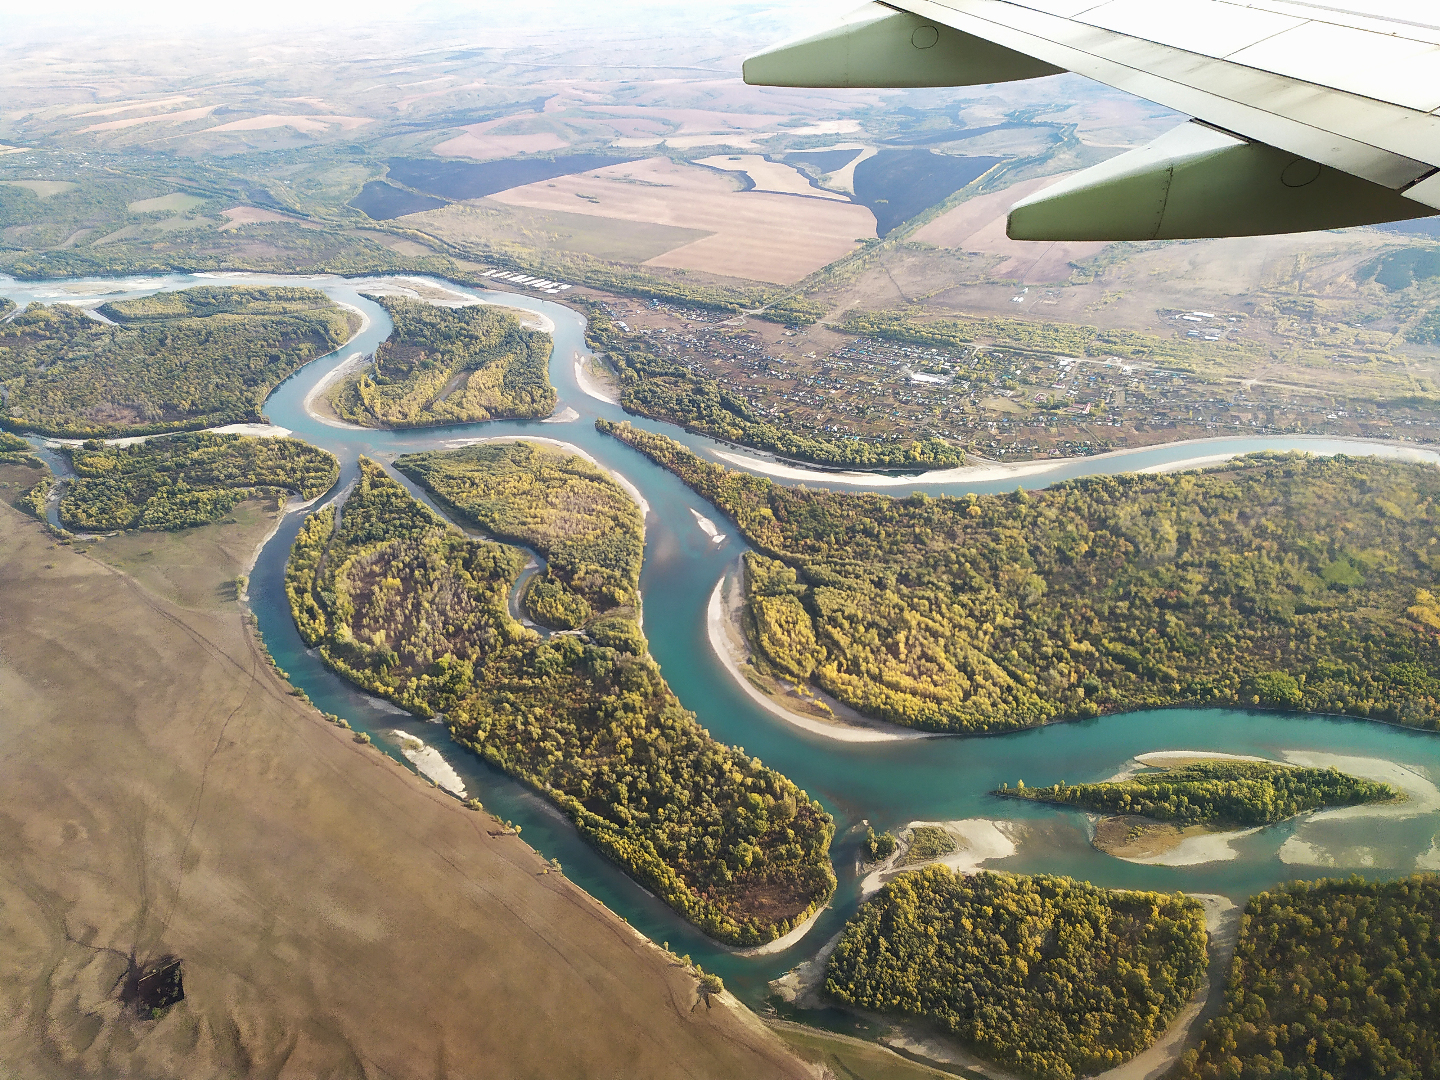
[0,0,852,33]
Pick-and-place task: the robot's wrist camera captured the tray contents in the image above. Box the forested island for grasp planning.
[60,433,338,531]
[824,867,1209,1080]
[1176,875,1440,1080]
[584,305,963,471]
[0,286,354,437]
[602,420,1440,733]
[285,454,835,945]
[396,441,640,634]
[327,297,554,427]
[998,760,1399,826]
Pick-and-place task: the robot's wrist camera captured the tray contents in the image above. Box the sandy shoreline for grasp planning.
[574,355,620,404]
[709,435,1440,488]
[302,351,370,429]
[705,572,928,744]
[690,507,725,543]
[728,903,828,958]
[360,275,556,333]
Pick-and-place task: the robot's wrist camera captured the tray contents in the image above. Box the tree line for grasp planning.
[328,296,555,428]
[0,286,353,437]
[396,440,640,630]
[61,433,338,531]
[286,455,836,946]
[602,420,1440,733]
[825,866,1208,1080]
[997,760,1398,827]
[1177,875,1440,1080]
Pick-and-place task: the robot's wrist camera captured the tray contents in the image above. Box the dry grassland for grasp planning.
[0,502,812,1080]
[202,114,372,134]
[1,180,78,199]
[75,96,192,118]
[434,130,567,158]
[128,193,205,214]
[411,198,715,264]
[219,205,318,231]
[694,155,849,201]
[912,174,1108,283]
[79,106,218,133]
[490,157,876,284]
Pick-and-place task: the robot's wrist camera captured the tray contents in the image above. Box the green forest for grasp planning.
[396,440,641,631]
[329,297,554,428]
[997,761,1399,827]
[825,867,1209,1080]
[603,420,1440,733]
[0,430,41,467]
[1176,875,1440,1080]
[286,455,835,945]
[0,286,353,437]
[61,433,338,531]
[584,306,963,470]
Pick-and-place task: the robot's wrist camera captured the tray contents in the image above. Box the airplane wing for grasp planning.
[743,1,1440,240]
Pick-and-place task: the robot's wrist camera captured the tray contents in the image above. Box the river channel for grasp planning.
[6,271,1440,1014]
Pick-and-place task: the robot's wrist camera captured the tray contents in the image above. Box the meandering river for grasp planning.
[6,271,1440,1014]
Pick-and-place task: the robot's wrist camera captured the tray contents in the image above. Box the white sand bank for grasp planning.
[728,903,827,958]
[1115,827,1261,867]
[706,576,927,744]
[861,819,1020,898]
[768,931,843,1007]
[574,356,620,404]
[710,436,1440,488]
[390,730,467,798]
[1417,837,1440,871]
[1135,750,1274,768]
[689,507,725,544]
[302,351,371,429]
[1280,750,1438,820]
[541,406,580,424]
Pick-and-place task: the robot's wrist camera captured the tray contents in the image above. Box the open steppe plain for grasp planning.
[487,156,876,283]
[0,498,810,1079]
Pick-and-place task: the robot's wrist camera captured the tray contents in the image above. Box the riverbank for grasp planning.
[302,350,370,429]
[574,354,620,404]
[705,568,929,744]
[708,434,1440,488]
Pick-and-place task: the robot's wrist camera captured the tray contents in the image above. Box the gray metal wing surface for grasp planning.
[744,1,1440,239]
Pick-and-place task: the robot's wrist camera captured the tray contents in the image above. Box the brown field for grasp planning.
[911,174,1109,283]
[79,106,217,133]
[693,155,850,201]
[202,114,372,133]
[434,129,568,159]
[489,156,876,284]
[75,95,192,118]
[412,198,715,263]
[0,502,811,1079]
[219,205,319,230]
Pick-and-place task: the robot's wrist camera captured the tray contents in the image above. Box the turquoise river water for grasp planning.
[6,271,1440,1013]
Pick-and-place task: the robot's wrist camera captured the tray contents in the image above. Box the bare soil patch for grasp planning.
[490,156,876,283]
[0,504,810,1079]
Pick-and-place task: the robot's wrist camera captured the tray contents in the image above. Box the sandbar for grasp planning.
[391,729,468,798]
[542,406,580,424]
[709,435,1440,488]
[861,818,1020,897]
[729,902,827,958]
[690,507,725,543]
[575,356,620,404]
[706,572,928,744]
[302,350,371,429]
